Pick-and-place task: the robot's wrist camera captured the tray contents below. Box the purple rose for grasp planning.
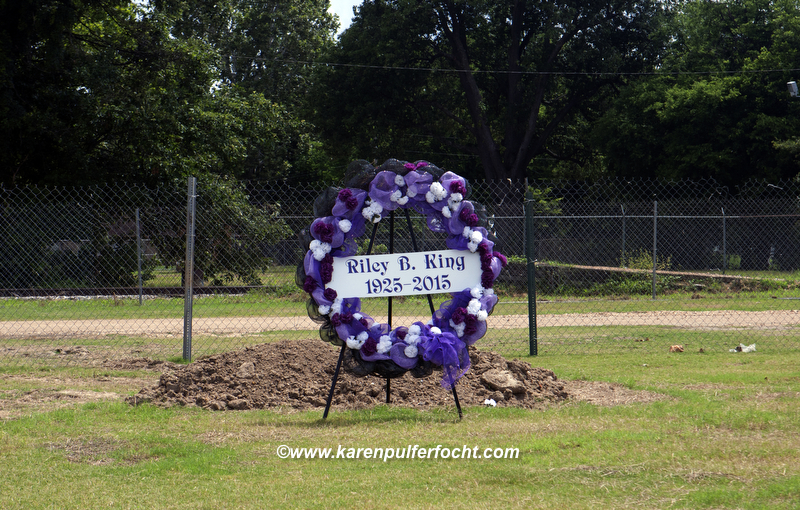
[451,307,467,325]
[331,313,342,327]
[361,337,378,356]
[323,288,337,301]
[303,276,317,294]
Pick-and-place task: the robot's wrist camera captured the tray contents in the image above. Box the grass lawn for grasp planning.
[1,350,798,509]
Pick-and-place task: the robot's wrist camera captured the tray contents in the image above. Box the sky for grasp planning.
[328,0,361,33]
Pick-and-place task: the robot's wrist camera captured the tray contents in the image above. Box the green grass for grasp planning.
[1,351,799,509]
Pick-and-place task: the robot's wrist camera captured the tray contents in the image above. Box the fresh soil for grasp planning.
[124,339,665,412]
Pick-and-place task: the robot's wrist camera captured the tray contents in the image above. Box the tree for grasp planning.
[592,0,800,186]
[312,0,668,181]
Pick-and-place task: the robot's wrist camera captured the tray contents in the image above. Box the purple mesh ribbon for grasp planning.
[423,331,469,389]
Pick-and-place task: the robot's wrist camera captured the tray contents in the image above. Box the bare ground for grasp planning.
[0,339,667,421]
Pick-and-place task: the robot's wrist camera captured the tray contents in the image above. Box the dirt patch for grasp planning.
[126,340,662,412]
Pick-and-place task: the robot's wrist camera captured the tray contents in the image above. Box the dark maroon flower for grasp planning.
[361,337,378,356]
[338,189,353,201]
[331,313,342,327]
[396,329,407,340]
[303,276,317,294]
[451,307,467,324]
[359,317,369,328]
[313,222,334,243]
[494,251,508,268]
[467,213,479,227]
[323,288,337,301]
[346,196,359,210]
[341,312,353,323]
[459,207,471,223]
[320,262,333,284]
[465,314,478,335]
[481,271,494,288]
[449,180,466,195]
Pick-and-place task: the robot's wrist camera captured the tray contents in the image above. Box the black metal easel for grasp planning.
[322,210,463,419]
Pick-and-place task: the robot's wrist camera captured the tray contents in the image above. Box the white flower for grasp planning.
[404,345,418,358]
[331,298,343,315]
[346,336,364,349]
[484,288,494,296]
[394,174,406,187]
[406,334,420,345]
[408,324,422,336]
[470,286,484,299]
[468,299,482,315]
[448,192,463,209]
[477,310,488,322]
[425,191,435,203]
[430,326,442,335]
[390,189,403,202]
[357,331,369,343]
[407,188,417,198]
[353,313,363,320]
[442,207,452,218]
[483,398,497,407]
[470,230,483,244]
[338,219,352,233]
[361,200,383,223]
[309,239,331,261]
[397,196,409,205]
[377,335,393,354]
[468,241,479,252]
[449,320,466,337]
[462,226,473,238]
[431,182,446,200]
[318,305,330,315]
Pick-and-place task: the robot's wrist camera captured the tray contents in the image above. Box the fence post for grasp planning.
[722,207,727,275]
[136,208,143,306]
[183,177,197,362]
[652,199,658,300]
[621,204,626,267]
[525,189,538,356]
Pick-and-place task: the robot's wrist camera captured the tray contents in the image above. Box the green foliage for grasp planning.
[621,248,672,272]
[146,176,293,286]
[594,0,800,185]
[312,0,668,181]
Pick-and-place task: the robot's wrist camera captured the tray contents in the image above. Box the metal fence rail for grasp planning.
[1,176,799,364]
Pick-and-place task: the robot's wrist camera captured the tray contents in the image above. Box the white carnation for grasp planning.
[390,189,403,202]
[409,324,422,336]
[377,335,393,354]
[470,230,483,244]
[338,219,352,233]
[430,182,446,201]
[477,310,488,322]
[346,336,364,349]
[462,226,473,238]
[468,241,479,252]
[468,299,482,315]
[449,320,466,337]
[394,174,406,187]
[448,192,463,209]
[397,196,409,205]
[404,345,418,358]
[331,298,343,315]
[470,286,484,299]
[407,188,417,198]
[353,313,363,320]
[406,334,420,345]
[430,326,442,335]
[318,305,330,315]
[357,331,369,343]
[442,207,452,218]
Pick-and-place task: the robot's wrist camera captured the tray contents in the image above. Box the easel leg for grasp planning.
[385,377,391,404]
[452,385,463,419]
[323,343,347,419]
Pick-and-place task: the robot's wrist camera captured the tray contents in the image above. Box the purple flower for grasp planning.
[323,288,337,301]
[464,314,478,335]
[396,329,407,340]
[481,271,494,288]
[494,251,508,268]
[359,317,370,328]
[449,180,466,195]
[341,312,353,324]
[467,213,479,227]
[338,189,353,201]
[331,313,342,327]
[451,307,467,325]
[361,337,378,356]
[320,261,333,284]
[303,276,317,294]
[313,222,334,243]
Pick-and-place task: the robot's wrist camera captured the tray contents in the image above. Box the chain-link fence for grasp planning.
[1,177,798,365]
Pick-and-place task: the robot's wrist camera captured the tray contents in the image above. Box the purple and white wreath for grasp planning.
[299,159,507,388]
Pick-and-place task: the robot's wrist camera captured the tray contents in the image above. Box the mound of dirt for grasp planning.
[126,340,569,412]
